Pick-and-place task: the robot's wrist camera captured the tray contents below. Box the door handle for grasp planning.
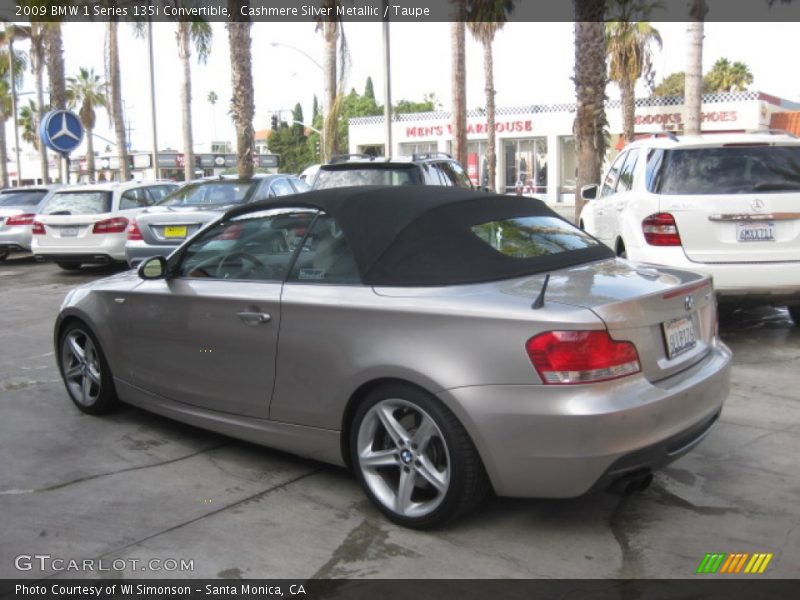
[237,311,271,325]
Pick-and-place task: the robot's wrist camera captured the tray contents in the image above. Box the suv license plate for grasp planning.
[737,221,775,242]
[164,225,188,238]
[60,227,79,237]
[663,316,697,359]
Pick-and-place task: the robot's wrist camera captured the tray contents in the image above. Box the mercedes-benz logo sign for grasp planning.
[685,295,694,312]
[52,113,81,144]
[751,198,765,212]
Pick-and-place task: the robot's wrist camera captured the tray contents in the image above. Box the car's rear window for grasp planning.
[653,145,800,194]
[158,181,257,206]
[313,166,422,189]
[471,216,602,258]
[40,192,112,215]
[0,190,48,207]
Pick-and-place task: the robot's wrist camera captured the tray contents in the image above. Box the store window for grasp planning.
[504,138,548,196]
[558,136,577,201]
[466,140,489,187]
[399,142,438,156]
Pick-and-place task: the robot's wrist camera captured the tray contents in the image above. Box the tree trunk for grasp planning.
[483,37,496,192]
[450,19,467,168]
[32,27,49,183]
[322,21,338,161]
[685,6,705,136]
[179,24,194,181]
[86,126,96,182]
[0,118,8,188]
[108,21,130,181]
[45,24,66,183]
[573,1,607,223]
[227,17,254,178]
[621,76,635,143]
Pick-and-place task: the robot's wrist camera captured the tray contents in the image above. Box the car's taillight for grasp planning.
[127,220,143,240]
[525,330,641,385]
[5,213,35,226]
[32,221,45,235]
[642,213,681,246]
[92,217,129,234]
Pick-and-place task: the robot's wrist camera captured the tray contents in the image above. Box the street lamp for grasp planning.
[269,42,323,71]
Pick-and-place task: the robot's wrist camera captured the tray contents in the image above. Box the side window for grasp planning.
[288,213,360,284]
[268,178,295,197]
[645,148,665,192]
[426,164,449,186]
[439,161,473,188]
[146,185,176,203]
[119,188,152,210]
[292,177,311,193]
[601,152,626,198]
[176,209,317,281]
[615,148,640,193]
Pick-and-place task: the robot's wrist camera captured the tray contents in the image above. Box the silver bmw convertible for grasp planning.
[55,186,731,528]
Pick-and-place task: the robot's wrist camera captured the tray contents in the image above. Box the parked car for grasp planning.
[125,174,309,267]
[55,186,731,528]
[578,131,800,323]
[0,184,61,261]
[32,181,179,270]
[310,153,474,190]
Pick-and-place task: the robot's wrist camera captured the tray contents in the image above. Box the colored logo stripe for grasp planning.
[697,552,773,574]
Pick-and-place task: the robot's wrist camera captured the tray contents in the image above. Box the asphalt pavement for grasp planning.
[0,255,798,580]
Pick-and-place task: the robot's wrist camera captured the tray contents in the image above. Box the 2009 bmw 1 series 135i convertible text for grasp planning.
[54,186,731,529]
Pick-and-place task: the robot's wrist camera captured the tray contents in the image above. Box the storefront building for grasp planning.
[348,91,800,206]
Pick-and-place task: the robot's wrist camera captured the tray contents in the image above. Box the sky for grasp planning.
[6,20,798,157]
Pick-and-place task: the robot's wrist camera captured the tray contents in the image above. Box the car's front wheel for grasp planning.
[350,384,489,529]
[58,323,118,414]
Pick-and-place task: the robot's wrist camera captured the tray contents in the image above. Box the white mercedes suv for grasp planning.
[579,132,800,323]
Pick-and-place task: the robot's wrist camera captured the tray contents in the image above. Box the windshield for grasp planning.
[0,190,48,207]
[40,191,112,215]
[654,145,800,194]
[158,181,257,206]
[313,166,422,189]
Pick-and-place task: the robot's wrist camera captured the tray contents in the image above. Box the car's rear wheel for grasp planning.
[58,323,118,414]
[788,305,800,326]
[350,384,489,529]
[56,262,82,271]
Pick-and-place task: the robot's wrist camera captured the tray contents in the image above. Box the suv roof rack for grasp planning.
[328,153,379,164]
[649,132,679,142]
[748,128,797,138]
[412,152,454,161]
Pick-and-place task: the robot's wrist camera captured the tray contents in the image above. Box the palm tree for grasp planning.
[106,20,130,180]
[467,0,513,192]
[704,58,753,93]
[29,22,49,182]
[605,18,662,143]
[67,68,107,182]
[207,90,218,139]
[227,5,255,178]
[685,0,707,135]
[45,24,66,109]
[0,46,26,188]
[451,1,467,168]
[317,1,348,161]
[19,99,42,150]
[176,20,212,181]
[573,0,608,222]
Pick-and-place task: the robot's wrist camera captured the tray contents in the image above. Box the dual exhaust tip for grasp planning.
[607,469,654,496]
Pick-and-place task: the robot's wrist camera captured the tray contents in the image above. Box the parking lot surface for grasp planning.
[1,256,798,579]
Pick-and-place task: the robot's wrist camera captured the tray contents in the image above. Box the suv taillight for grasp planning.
[32,221,45,235]
[526,330,641,384]
[642,213,681,246]
[93,217,129,234]
[127,220,143,241]
[5,213,35,226]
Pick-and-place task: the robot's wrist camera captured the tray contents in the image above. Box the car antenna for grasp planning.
[532,274,550,310]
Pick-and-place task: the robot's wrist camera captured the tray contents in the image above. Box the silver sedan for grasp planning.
[0,185,60,260]
[55,186,731,528]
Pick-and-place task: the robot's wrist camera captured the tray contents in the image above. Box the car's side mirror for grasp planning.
[138,256,168,280]
[581,184,599,201]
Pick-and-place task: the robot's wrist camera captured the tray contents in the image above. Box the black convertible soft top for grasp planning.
[227,186,613,286]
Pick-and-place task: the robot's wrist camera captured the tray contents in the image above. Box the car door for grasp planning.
[121,207,318,418]
[604,148,641,250]
[592,150,628,245]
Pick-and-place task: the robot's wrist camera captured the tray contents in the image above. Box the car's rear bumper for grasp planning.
[0,228,32,253]
[32,238,127,262]
[437,340,731,498]
[125,241,179,267]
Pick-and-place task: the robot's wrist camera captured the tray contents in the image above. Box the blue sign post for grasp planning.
[40,110,84,184]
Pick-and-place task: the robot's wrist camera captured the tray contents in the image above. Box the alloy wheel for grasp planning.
[61,330,103,407]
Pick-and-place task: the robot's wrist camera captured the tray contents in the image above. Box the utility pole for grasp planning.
[382,1,393,157]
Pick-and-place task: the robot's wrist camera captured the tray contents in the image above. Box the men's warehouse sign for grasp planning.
[406,120,534,138]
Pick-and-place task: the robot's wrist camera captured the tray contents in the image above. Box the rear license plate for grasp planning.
[663,316,697,359]
[60,227,79,237]
[164,225,187,238]
[736,221,775,242]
